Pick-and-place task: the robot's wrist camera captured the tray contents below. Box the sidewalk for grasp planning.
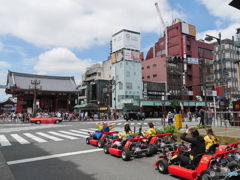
[0,150,15,180]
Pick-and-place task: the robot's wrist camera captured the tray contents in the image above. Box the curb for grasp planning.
[0,150,15,180]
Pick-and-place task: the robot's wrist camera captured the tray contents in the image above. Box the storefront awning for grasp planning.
[99,107,108,110]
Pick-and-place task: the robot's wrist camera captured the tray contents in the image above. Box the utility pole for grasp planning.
[29,80,41,118]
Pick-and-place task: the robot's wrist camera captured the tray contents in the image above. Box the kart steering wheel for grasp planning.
[178,144,189,153]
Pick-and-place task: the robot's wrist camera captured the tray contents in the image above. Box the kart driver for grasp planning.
[170,127,205,166]
[93,120,114,139]
[142,122,156,137]
[96,120,114,133]
[204,128,219,153]
[112,123,133,147]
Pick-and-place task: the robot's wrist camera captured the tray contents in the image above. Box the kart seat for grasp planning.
[207,144,219,154]
[188,153,205,169]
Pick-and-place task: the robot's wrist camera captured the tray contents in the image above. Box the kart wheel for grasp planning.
[98,139,105,148]
[130,118,133,121]
[146,145,154,157]
[86,137,90,144]
[122,149,131,161]
[151,143,158,154]
[157,159,169,174]
[104,144,110,154]
[141,117,145,121]
[199,169,220,180]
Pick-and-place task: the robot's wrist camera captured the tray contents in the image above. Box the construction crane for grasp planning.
[154,2,166,30]
[154,2,168,57]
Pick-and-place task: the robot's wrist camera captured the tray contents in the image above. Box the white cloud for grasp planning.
[0,0,185,49]
[34,47,93,75]
[0,70,11,102]
[0,61,11,69]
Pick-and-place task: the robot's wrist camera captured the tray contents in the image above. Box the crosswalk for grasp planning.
[0,122,150,147]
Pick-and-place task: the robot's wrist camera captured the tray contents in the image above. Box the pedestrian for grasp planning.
[187,111,192,122]
[167,111,174,125]
[206,108,213,127]
[199,108,205,126]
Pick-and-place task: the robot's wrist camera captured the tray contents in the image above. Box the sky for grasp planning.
[0,0,239,101]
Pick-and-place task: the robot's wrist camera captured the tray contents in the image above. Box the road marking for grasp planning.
[79,129,95,133]
[36,132,63,141]
[48,131,78,140]
[11,134,30,144]
[7,149,102,165]
[0,135,11,146]
[24,133,47,143]
[69,130,88,135]
[59,131,88,138]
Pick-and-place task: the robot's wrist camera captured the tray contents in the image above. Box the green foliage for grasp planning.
[170,99,180,109]
[193,124,204,129]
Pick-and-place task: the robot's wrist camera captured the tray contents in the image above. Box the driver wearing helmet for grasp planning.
[170,127,205,166]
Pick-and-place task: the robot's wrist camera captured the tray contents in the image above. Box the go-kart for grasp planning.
[154,142,240,180]
[86,131,119,148]
[147,133,177,154]
[104,136,154,161]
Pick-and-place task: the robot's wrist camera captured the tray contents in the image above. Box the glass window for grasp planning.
[126,82,132,90]
[153,64,157,68]
[126,71,130,77]
[147,66,150,69]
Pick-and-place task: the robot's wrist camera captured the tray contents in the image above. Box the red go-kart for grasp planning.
[154,142,240,180]
[104,136,154,161]
[147,133,177,154]
[86,131,119,148]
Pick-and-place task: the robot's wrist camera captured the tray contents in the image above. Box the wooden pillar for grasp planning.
[55,94,58,111]
[16,94,23,113]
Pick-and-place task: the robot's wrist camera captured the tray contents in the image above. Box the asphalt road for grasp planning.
[0,119,197,180]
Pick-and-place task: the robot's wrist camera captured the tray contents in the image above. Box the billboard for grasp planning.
[234,33,240,47]
[111,51,123,64]
[181,22,196,37]
[124,50,143,62]
[112,29,140,53]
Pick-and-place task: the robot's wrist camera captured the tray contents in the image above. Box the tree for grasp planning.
[170,99,180,109]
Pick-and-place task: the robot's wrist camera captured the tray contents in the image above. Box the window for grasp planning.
[147,66,150,69]
[126,71,130,77]
[147,76,150,79]
[153,64,157,68]
[126,82,132,90]
[119,82,123,90]
[98,72,101,76]
[153,74,157,78]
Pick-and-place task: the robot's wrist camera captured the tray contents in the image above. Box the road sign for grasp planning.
[0,85,7,89]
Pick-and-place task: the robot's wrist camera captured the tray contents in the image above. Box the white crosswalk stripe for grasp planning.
[11,134,30,144]
[36,132,63,141]
[69,130,89,135]
[0,135,11,146]
[59,131,88,138]
[0,124,150,147]
[48,131,79,140]
[23,133,48,143]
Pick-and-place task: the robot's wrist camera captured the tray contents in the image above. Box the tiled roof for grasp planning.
[0,97,16,104]
[7,71,78,92]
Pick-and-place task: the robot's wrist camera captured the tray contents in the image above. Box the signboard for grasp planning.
[203,90,217,96]
[188,58,199,64]
[112,29,140,53]
[124,50,143,62]
[234,33,240,47]
[120,99,132,104]
[0,85,7,89]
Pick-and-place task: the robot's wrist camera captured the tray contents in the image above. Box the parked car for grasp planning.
[123,112,145,121]
[30,114,62,124]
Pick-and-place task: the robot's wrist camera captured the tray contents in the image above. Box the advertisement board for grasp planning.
[112,29,140,53]
[124,50,143,62]
[234,33,240,47]
[181,22,196,37]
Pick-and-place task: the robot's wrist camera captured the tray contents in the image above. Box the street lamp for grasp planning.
[113,81,121,120]
[29,80,41,118]
[205,33,227,110]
